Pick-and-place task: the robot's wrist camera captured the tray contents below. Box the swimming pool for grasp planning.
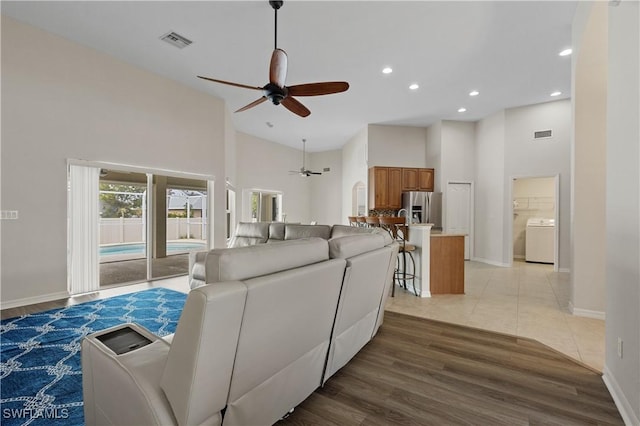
[100,241,206,256]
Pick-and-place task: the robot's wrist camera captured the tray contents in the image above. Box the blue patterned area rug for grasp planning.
[0,287,187,426]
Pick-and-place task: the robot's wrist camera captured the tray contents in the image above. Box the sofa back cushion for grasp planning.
[330,224,394,245]
[328,233,386,259]
[268,222,286,241]
[224,257,347,425]
[284,224,331,240]
[324,241,397,382]
[228,222,269,248]
[203,238,329,283]
[161,283,247,425]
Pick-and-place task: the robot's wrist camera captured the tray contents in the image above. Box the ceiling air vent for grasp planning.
[534,129,553,140]
[160,31,193,49]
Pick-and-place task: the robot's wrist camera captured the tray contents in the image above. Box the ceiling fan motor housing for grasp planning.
[263,83,287,105]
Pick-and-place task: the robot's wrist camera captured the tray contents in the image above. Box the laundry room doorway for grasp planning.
[511,176,559,270]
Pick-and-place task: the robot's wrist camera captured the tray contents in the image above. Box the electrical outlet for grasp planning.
[617,338,623,358]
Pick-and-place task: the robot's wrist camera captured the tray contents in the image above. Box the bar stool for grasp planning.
[348,216,358,226]
[355,216,367,227]
[378,216,417,297]
[365,216,380,227]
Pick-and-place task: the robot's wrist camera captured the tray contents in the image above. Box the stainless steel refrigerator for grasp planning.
[402,192,442,229]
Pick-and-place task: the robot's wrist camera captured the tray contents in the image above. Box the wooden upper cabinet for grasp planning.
[370,166,433,209]
[402,168,418,191]
[387,168,402,209]
[369,166,402,209]
[418,168,434,191]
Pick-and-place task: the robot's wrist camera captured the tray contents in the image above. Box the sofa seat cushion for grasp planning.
[203,238,329,283]
[328,234,386,260]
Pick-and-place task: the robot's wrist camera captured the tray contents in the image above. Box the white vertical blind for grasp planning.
[68,164,100,295]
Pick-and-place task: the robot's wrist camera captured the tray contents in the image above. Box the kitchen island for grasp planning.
[407,224,465,297]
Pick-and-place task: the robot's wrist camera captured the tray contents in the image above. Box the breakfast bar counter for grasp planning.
[408,224,465,297]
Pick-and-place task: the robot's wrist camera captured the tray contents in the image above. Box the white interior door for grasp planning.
[446,182,472,260]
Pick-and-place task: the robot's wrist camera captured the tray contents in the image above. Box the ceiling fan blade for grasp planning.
[269,49,288,88]
[288,82,350,97]
[281,96,311,117]
[235,97,268,113]
[197,76,262,91]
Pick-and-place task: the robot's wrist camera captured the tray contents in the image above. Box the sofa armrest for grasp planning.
[81,323,179,426]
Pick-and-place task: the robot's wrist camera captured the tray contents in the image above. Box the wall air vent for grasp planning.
[534,129,553,139]
[160,32,193,49]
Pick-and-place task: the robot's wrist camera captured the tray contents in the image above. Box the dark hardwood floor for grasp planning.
[280,312,623,426]
[2,288,623,425]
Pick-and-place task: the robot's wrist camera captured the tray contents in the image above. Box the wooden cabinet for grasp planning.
[402,168,418,191]
[402,168,434,192]
[418,168,434,192]
[370,166,434,209]
[429,235,465,294]
[369,167,402,209]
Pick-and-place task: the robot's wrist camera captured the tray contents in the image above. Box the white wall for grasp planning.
[425,121,443,191]
[367,124,427,168]
[504,100,572,270]
[235,132,311,224]
[309,149,343,225]
[604,0,640,423]
[441,121,476,185]
[341,128,368,223]
[571,2,608,315]
[1,16,228,305]
[474,111,507,265]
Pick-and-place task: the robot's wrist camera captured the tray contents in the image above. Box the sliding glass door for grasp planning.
[98,170,149,286]
[151,176,207,279]
[69,163,212,292]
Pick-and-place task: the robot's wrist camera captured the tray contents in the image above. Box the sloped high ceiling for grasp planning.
[1,1,577,151]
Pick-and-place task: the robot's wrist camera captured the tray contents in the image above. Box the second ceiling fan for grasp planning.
[197,1,349,117]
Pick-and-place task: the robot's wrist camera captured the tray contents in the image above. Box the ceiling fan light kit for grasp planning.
[197,0,349,118]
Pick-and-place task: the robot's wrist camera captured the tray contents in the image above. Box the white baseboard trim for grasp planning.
[558,267,570,273]
[513,254,525,259]
[419,289,431,298]
[603,366,640,426]
[1,291,70,311]
[569,301,606,320]
[471,257,511,268]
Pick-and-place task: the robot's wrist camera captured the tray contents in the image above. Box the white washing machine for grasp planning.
[525,218,555,263]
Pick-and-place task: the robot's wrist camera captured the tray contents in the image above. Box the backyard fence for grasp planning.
[100,218,207,244]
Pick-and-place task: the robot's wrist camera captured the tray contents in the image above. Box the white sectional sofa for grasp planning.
[81,225,398,426]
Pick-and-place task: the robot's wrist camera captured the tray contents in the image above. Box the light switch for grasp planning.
[1,211,19,220]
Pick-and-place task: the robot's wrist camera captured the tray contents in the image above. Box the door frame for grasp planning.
[444,180,474,261]
[67,158,215,290]
[508,174,560,271]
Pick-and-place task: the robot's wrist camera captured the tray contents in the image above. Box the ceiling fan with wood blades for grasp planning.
[290,139,322,176]
[197,0,349,118]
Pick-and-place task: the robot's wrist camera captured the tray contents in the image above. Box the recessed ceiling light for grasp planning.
[382,67,393,74]
[458,107,467,113]
[469,90,479,96]
[409,83,419,90]
[550,91,562,97]
[559,48,572,56]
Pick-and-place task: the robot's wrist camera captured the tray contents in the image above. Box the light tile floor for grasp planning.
[385,260,606,372]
